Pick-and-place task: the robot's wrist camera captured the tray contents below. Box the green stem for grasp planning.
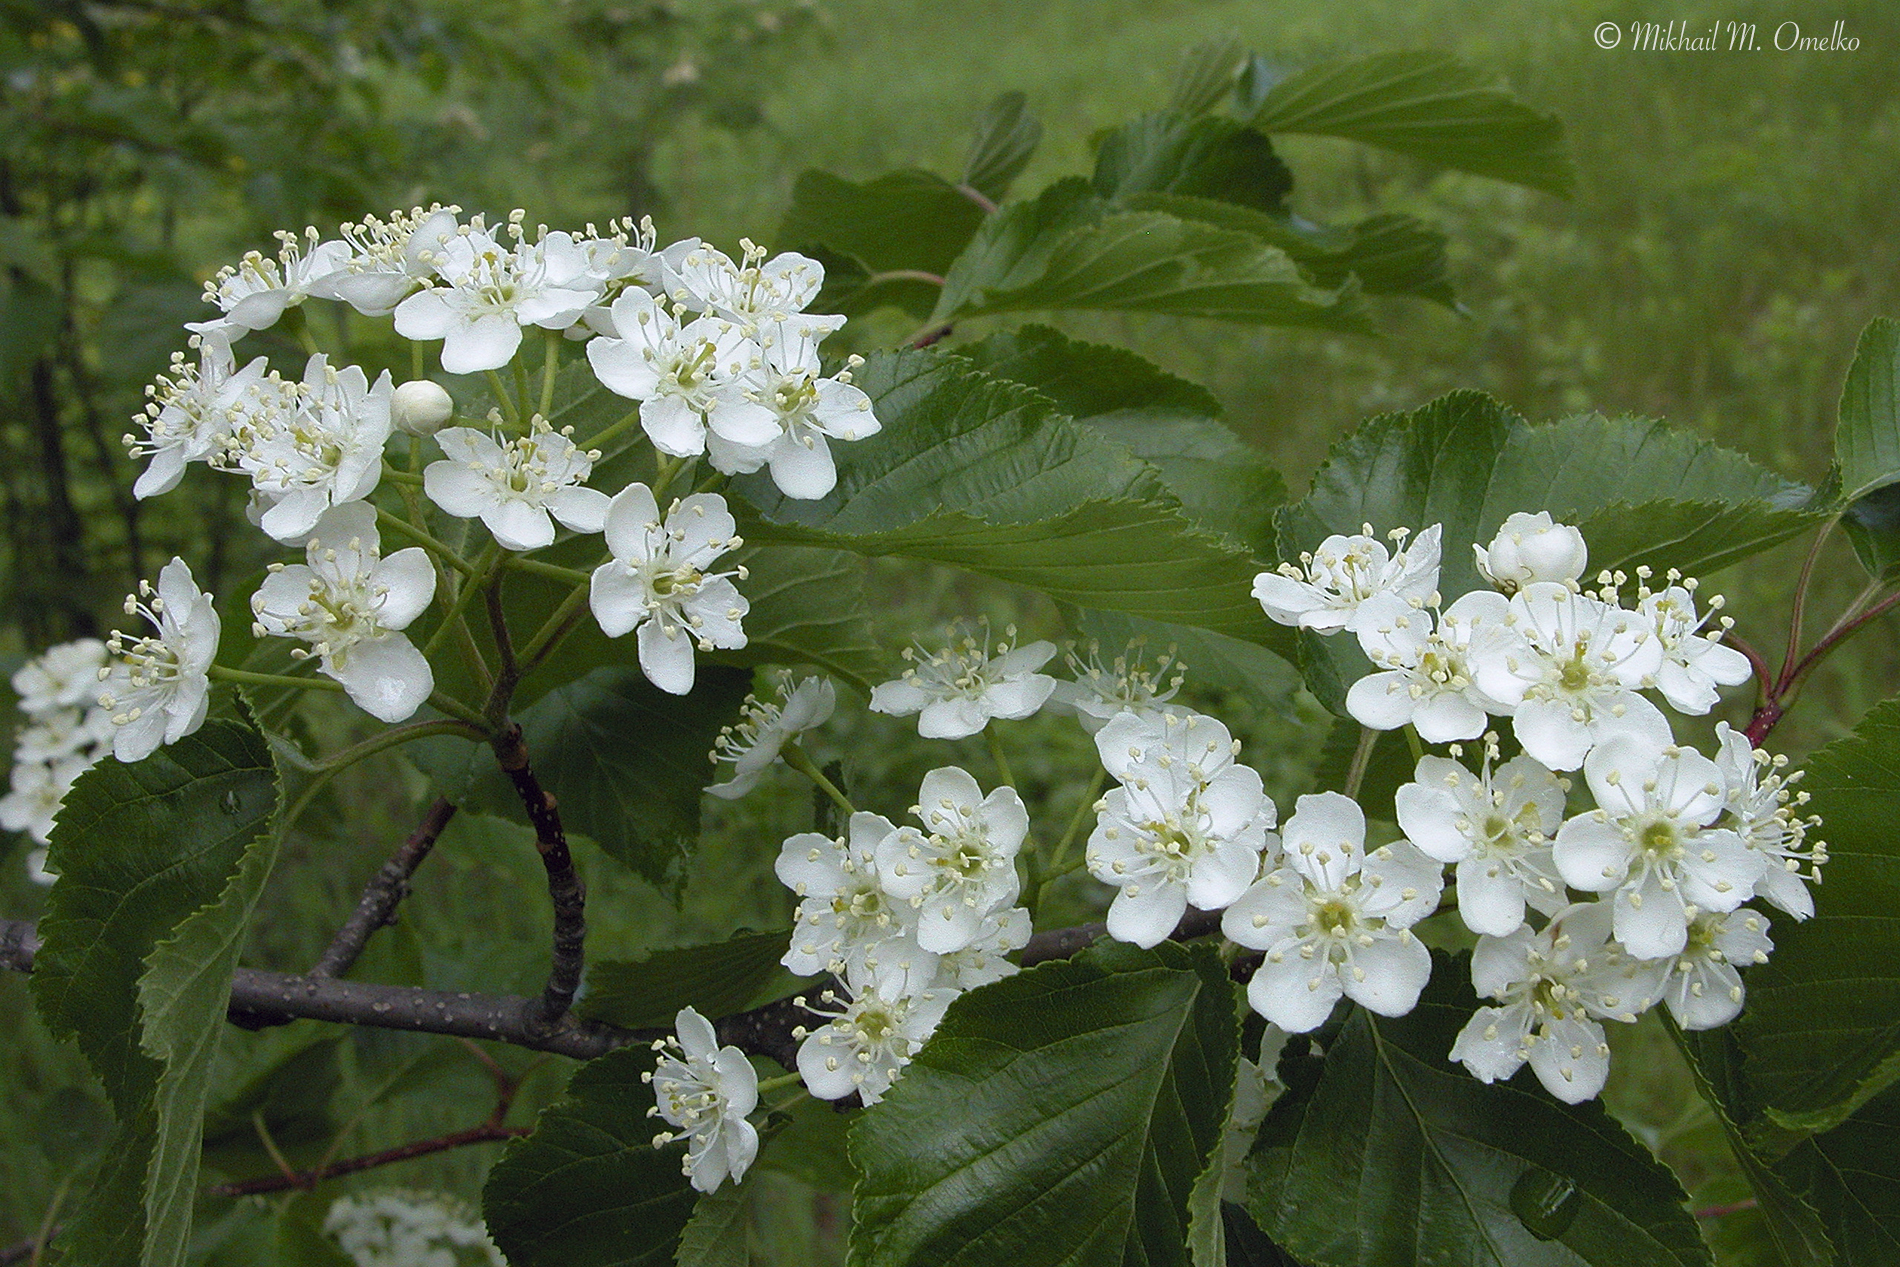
[379,464,424,487]
[755,1071,804,1095]
[507,556,592,584]
[1342,725,1378,800]
[210,665,344,693]
[784,742,854,816]
[428,691,491,729]
[513,358,533,423]
[312,717,489,777]
[516,581,591,672]
[1778,515,1837,689]
[375,506,476,576]
[986,726,1017,789]
[1402,723,1425,767]
[651,452,686,503]
[410,340,425,382]
[580,407,643,454]
[539,329,561,419]
[485,370,521,428]
[1046,767,1106,877]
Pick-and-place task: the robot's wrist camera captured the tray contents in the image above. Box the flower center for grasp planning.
[1639,818,1680,857]
[1315,899,1356,935]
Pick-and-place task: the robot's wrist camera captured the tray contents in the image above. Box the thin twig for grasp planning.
[491,727,587,1030]
[310,798,458,979]
[209,1121,526,1198]
[1694,1198,1758,1219]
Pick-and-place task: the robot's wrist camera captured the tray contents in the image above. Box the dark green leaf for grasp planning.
[734,349,1290,654]
[718,545,884,692]
[1248,51,1574,197]
[444,665,752,885]
[964,91,1042,203]
[848,940,1239,1267]
[1834,317,1900,505]
[778,169,985,318]
[484,1046,698,1267]
[1774,1079,1900,1266]
[581,930,799,1030]
[1842,481,1900,581]
[932,177,1366,331]
[1735,694,1900,1137]
[1094,111,1292,214]
[1246,960,1710,1267]
[1170,36,1246,117]
[677,1184,756,1267]
[1309,717,1413,812]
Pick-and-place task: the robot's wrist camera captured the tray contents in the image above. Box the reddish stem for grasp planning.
[1694,1198,1758,1219]
[209,1121,528,1198]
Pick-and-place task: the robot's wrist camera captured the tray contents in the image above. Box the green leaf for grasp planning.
[947,324,1283,550]
[29,718,282,1267]
[1309,717,1414,812]
[778,169,985,318]
[735,348,1291,655]
[963,91,1042,203]
[580,930,799,1030]
[848,940,1239,1267]
[1834,317,1900,504]
[1842,482,1900,581]
[1093,111,1292,213]
[1734,694,1900,1138]
[443,665,752,885]
[1248,51,1574,197]
[720,545,884,692]
[1245,960,1710,1267]
[1169,36,1246,117]
[1773,1079,1900,1266]
[932,177,1366,331]
[677,1184,757,1267]
[484,1046,699,1267]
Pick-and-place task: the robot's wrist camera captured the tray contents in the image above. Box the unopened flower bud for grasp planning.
[1474,511,1588,593]
[391,379,455,436]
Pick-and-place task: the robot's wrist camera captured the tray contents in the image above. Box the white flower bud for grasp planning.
[1474,512,1589,593]
[390,379,455,436]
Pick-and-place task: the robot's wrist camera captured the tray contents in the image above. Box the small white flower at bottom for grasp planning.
[645,1006,759,1194]
[1223,792,1441,1032]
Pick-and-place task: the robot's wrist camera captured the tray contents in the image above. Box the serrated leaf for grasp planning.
[848,940,1239,1267]
[677,1185,756,1267]
[734,348,1291,654]
[1834,317,1900,504]
[1773,1079,1900,1266]
[29,718,281,1267]
[1734,694,1900,1138]
[443,665,752,885]
[484,1046,698,1267]
[947,324,1283,550]
[1093,111,1292,213]
[964,91,1042,203]
[1248,51,1574,197]
[1842,481,1900,581]
[933,177,1366,331]
[720,545,883,692]
[777,169,986,319]
[1245,959,1710,1267]
[1170,35,1246,117]
[580,930,799,1031]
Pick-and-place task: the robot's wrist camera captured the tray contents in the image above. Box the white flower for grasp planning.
[1450,901,1665,1104]
[666,240,843,341]
[1252,523,1442,634]
[705,327,879,498]
[1473,512,1589,593]
[250,503,437,723]
[707,674,836,799]
[98,559,220,763]
[869,623,1057,740]
[794,959,954,1105]
[393,222,603,374]
[1048,640,1189,735]
[390,380,456,437]
[127,335,269,499]
[13,709,110,765]
[776,812,921,980]
[1347,589,1512,742]
[584,288,775,459]
[1088,711,1276,948]
[11,638,107,715]
[312,205,461,316]
[424,422,609,551]
[195,228,350,335]
[1,757,86,846]
[1223,792,1441,1032]
[876,766,1028,954]
[323,1191,504,1267]
[1394,749,1568,937]
[929,906,1030,990]
[589,484,748,696]
[645,1006,760,1193]
[231,355,392,544]
[1553,734,1767,959]
[1470,581,1669,771]
[1662,908,1772,1030]
[1638,582,1752,714]
[1712,722,1825,920]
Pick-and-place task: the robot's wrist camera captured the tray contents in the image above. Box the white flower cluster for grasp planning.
[2,639,114,875]
[645,1006,761,1193]
[774,764,1033,1105]
[322,1190,503,1267]
[1249,511,1823,1101]
[92,208,885,768]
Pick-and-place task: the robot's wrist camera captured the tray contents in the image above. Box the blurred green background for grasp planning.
[2,0,1897,1261]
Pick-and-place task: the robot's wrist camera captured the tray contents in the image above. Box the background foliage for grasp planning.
[3,0,1898,1262]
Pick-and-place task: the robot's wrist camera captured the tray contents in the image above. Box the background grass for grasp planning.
[4,0,1899,1260]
